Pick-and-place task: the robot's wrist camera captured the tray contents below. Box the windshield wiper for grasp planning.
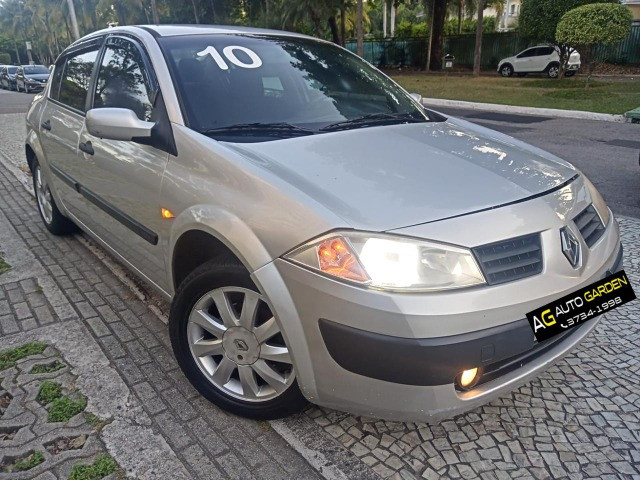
[202,122,315,138]
[319,112,427,132]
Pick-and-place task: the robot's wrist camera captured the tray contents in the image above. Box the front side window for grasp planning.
[159,34,428,140]
[93,38,155,121]
[49,62,65,100]
[58,49,99,112]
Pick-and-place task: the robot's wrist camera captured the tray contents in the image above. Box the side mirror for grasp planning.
[410,93,423,104]
[86,108,155,141]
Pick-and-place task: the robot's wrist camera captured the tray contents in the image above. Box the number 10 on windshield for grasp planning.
[197,46,263,70]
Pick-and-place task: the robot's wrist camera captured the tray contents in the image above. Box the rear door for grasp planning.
[514,48,538,72]
[39,42,102,218]
[532,47,555,71]
[75,35,171,291]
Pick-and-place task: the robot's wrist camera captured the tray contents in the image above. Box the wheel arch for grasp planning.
[169,206,273,293]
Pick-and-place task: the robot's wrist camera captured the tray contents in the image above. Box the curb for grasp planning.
[422,98,628,123]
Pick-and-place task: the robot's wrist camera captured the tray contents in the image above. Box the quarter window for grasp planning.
[93,38,155,121]
[58,49,100,112]
[49,62,65,101]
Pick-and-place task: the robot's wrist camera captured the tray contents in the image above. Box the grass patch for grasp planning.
[30,360,65,374]
[84,412,112,433]
[391,74,640,114]
[48,394,87,422]
[1,450,45,472]
[0,342,48,371]
[68,454,118,480]
[0,257,10,275]
[37,380,62,404]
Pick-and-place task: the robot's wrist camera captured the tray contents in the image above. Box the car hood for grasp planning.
[26,74,49,80]
[224,119,577,231]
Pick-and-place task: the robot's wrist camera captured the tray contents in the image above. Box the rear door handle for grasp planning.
[79,141,94,155]
[41,119,51,131]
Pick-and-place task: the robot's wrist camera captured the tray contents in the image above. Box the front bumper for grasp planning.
[252,178,623,422]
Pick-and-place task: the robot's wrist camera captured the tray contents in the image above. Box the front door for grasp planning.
[75,36,170,292]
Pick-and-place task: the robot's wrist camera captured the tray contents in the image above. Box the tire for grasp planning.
[546,63,560,79]
[32,159,77,235]
[170,259,307,419]
[500,64,513,77]
[565,71,576,77]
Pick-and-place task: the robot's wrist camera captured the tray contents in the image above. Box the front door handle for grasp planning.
[41,119,51,131]
[79,141,94,155]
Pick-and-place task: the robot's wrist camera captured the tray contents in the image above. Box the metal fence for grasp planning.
[347,25,640,68]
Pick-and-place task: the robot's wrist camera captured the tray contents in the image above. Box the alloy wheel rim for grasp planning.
[549,67,559,78]
[187,287,295,402]
[502,66,511,77]
[35,166,53,224]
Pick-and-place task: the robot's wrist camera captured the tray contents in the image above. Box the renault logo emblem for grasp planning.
[560,227,581,268]
[234,339,249,352]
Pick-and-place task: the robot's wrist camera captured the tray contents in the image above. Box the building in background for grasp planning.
[622,0,640,24]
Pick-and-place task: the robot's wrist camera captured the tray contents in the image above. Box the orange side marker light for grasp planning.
[161,208,175,219]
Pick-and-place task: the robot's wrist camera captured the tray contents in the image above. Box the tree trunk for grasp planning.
[14,40,21,64]
[210,0,216,22]
[457,0,463,34]
[356,0,364,57]
[473,0,483,76]
[340,1,346,46]
[191,0,200,23]
[150,0,160,24]
[139,0,151,23]
[429,0,446,70]
[328,16,340,45]
[114,0,127,26]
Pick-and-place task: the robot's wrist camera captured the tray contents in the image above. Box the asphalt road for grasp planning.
[0,86,36,113]
[2,87,638,218]
[436,106,640,219]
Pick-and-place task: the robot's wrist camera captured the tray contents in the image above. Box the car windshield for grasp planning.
[159,34,428,140]
[24,65,49,74]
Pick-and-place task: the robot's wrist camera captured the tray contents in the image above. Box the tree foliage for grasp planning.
[519,0,620,43]
[556,2,632,86]
[556,2,632,47]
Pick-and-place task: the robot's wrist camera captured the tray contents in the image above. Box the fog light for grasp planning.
[458,368,480,389]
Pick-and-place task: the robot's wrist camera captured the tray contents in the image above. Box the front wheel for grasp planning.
[170,260,307,419]
[33,160,77,235]
[547,63,560,78]
[500,64,514,77]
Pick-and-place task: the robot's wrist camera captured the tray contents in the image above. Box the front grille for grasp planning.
[574,205,605,248]
[473,233,543,286]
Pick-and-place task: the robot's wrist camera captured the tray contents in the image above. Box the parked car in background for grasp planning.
[498,46,581,78]
[0,65,18,90]
[15,64,50,93]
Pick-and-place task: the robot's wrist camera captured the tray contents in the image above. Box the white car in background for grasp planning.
[498,46,581,78]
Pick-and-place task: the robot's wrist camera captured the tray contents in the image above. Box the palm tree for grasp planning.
[356,0,363,56]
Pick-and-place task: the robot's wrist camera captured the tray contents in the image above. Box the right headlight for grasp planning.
[284,232,485,292]
[583,175,610,227]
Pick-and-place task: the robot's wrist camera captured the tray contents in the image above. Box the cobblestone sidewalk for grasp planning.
[0,160,330,479]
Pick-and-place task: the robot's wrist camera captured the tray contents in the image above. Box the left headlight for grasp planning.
[583,175,610,227]
[284,232,486,292]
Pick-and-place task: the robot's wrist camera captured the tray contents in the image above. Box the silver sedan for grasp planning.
[25,25,623,422]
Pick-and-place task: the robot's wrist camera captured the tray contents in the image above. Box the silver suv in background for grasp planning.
[498,45,581,78]
[26,25,622,422]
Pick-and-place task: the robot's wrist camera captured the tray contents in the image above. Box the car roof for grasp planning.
[78,24,318,43]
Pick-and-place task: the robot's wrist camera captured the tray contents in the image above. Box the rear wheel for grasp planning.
[170,260,307,419]
[33,160,77,235]
[547,63,560,78]
[500,64,514,77]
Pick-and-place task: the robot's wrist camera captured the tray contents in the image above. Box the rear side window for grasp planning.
[93,38,155,121]
[48,63,65,100]
[517,49,536,58]
[58,49,99,112]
